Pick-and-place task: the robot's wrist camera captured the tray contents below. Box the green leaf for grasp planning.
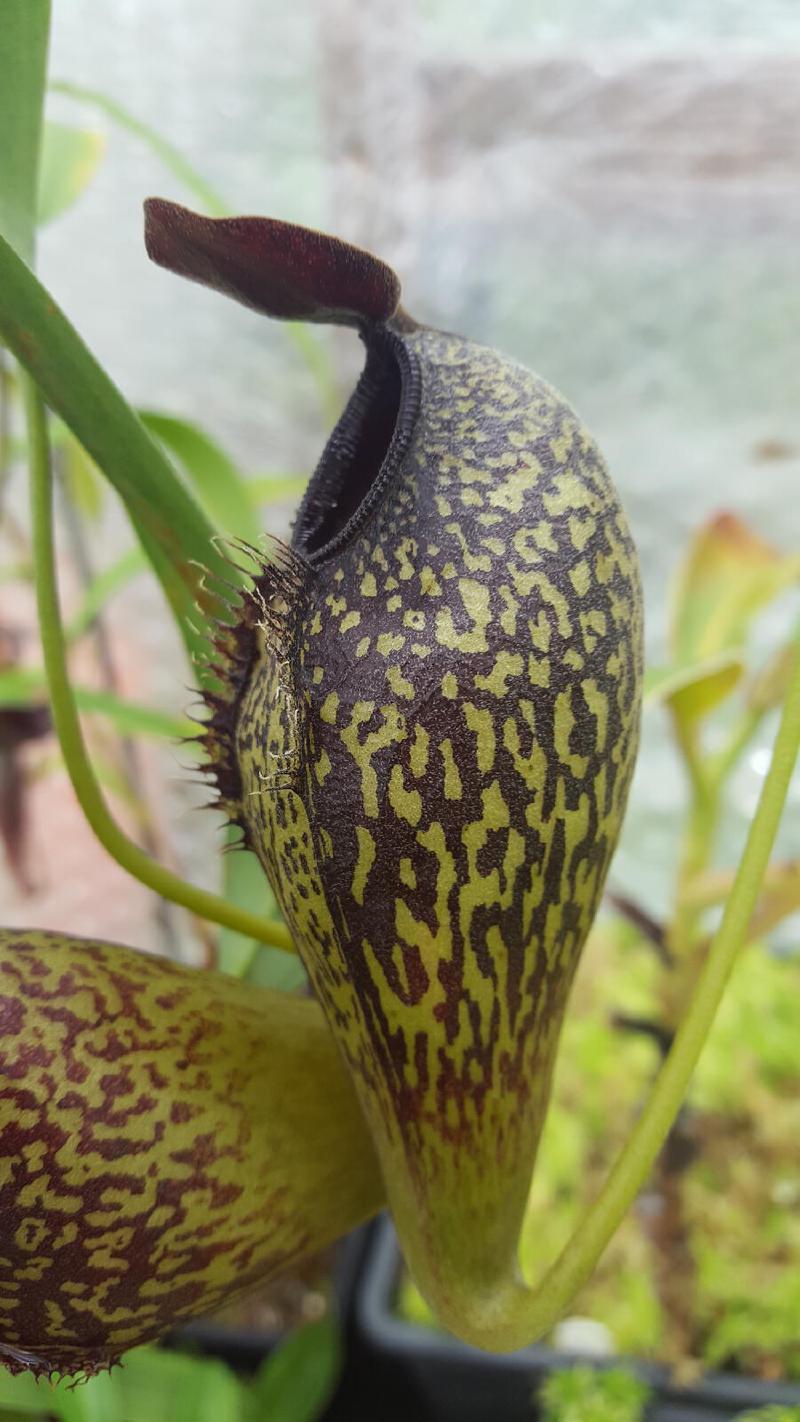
[37,121,105,226]
[60,427,104,520]
[110,1347,244,1422]
[218,842,270,978]
[217,843,301,987]
[52,1371,121,1422]
[0,0,51,263]
[49,82,228,218]
[0,1363,52,1413]
[41,1348,246,1422]
[66,547,149,640]
[69,687,195,743]
[249,1319,341,1422]
[644,651,743,723]
[247,945,309,994]
[669,512,800,666]
[0,665,195,743]
[745,642,799,716]
[0,231,239,670]
[139,411,262,546]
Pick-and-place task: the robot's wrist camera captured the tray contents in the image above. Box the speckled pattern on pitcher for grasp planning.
[146,199,643,1335]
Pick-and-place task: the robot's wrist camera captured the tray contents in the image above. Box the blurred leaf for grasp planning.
[66,547,148,640]
[217,842,301,987]
[0,0,50,263]
[37,121,105,226]
[139,411,262,546]
[746,643,799,716]
[39,1347,246,1422]
[644,651,743,723]
[218,841,271,977]
[669,512,800,666]
[247,945,308,994]
[248,1319,341,1422]
[0,1363,51,1412]
[109,1347,244,1422]
[52,1371,121,1422]
[250,473,308,505]
[751,863,800,941]
[67,687,194,743]
[60,428,104,520]
[0,665,195,742]
[9,413,70,464]
[0,562,33,586]
[0,231,238,669]
[685,859,800,942]
[49,82,228,217]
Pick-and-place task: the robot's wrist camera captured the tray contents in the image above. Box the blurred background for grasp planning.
[5,0,800,950]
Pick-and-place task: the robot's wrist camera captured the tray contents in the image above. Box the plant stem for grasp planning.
[465,638,800,1350]
[54,448,180,958]
[24,372,294,955]
[668,704,771,1019]
[668,791,718,1009]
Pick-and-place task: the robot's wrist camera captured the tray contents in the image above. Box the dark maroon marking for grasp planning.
[144,199,401,328]
[0,995,24,1033]
[170,1101,195,1124]
[1,1039,54,1073]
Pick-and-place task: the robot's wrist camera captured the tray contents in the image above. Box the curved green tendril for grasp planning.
[24,372,295,956]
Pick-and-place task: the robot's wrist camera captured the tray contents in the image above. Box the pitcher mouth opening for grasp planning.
[291,323,420,564]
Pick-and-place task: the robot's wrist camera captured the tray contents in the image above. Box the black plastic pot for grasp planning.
[349,1215,800,1422]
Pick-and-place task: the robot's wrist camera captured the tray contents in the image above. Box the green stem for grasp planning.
[668,712,719,961]
[466,640,800,1352]
[24,372,294,955]
[670,703,768,990]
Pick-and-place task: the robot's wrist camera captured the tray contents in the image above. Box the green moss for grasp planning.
[539,1365,651,1422]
